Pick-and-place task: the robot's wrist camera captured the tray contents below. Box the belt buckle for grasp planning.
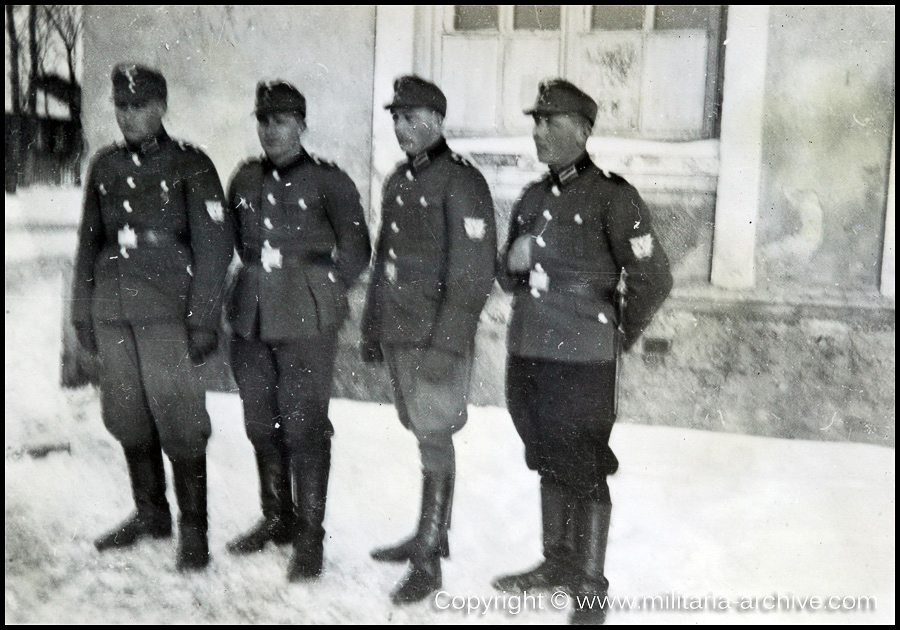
[118,224,137,258]
[261,240,283,272]
[529,265,549,297]
[385,261,397,285]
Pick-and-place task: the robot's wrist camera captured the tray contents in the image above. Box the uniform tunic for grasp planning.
[71,131,233,458]
[499,154,672,493]
[227,151,370,452]
[362,140,496,436]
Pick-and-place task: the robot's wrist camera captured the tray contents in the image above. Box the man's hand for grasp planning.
[420,347,458,382]
[506,235,533,273]
[361,338,384,364]
[188,329,218,365]
[75,323,97,355]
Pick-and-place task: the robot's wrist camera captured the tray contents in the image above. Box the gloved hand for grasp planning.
[188,328,218,365]
[360,338,384,364]
[420,347,459,382]
[75,323,97,355]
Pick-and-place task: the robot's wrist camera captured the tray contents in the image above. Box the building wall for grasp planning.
[757,5,895,299]
[82,6,376,205]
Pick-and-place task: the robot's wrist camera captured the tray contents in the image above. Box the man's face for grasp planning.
[392,107,443,156]
[115,99,166,145]
[532,113,589,167]
[257,112,306,167]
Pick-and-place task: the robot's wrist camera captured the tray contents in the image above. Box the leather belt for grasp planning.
[241,249,334,265]
[117,227,186,249]
[136,229,186,247]
[529,267,615,299]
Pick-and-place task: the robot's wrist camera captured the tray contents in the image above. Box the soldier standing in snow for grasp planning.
[225,81,371,582]
[72,64,234,571]
[491,79,672,624]
[361,76,497,604]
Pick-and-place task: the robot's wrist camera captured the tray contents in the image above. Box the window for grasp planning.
[435,5,726,139]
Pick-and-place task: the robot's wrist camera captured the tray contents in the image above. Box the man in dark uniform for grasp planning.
[491,80,673,625]
[225,81,371,582]
[72,63,234,571]
[361,76,497,605]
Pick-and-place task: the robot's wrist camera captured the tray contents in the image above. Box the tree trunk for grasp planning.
[6,5,22,193]
[28,4,38,115]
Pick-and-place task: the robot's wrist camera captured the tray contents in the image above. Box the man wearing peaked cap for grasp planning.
[492,78,672,625]
[225,80,371,583]
[72,63,234,572]
[361,75,497,605]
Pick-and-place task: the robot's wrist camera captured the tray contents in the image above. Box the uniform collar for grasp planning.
[548,152,593,189]
[407,138,449,175]
[263,147,310,174]
[124,128,170,156]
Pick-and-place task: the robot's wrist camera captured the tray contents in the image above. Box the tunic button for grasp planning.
[551,185,560,196]
[298,198,307,210]
[99,183,107,195]
[543,210,552,220]
[598,313,609,324]
[396,195,404,206]
[272,170,281,182]
[388,247,397,260]
[391,222,400,233]
[127,177,136,189]
[123,200,133,213]
[160,180,168,192]
[264,218,273,229]
[132,154,141,166]
[406,170,414,181]
[536,236,546,248]
[267,193,276,205]
[328,271,337,283]
[574,213,583,225]
[420,196,428,207]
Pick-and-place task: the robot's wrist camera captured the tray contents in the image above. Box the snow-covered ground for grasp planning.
[5,190,895,624]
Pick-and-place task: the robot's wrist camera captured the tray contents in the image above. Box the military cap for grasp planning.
[524,79,598,126]
[384,75,447,117]
[112,63,167,105]
[255,80,306,118]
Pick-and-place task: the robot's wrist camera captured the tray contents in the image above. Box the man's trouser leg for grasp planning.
[95,323,212,567]
[94,323,175,551]
[267,334,337,582]
[228,335,294,554]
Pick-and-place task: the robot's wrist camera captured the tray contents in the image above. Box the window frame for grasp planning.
[434,5,726,140]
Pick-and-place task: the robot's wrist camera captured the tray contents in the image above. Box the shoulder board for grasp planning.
[599,169,629,185]
[235,156,264,172]
[95,143,123,160]
[309,153,338,168]
[449,152,474,168]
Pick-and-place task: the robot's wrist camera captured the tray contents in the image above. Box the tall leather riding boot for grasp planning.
[172,455,209,572]
[95,445,172,551]
[390,472,454,605]
[569,499,612,625]
[227,447,294,554]
[492,477,576,592]
[286,440,331,582]
[371,471,452,563]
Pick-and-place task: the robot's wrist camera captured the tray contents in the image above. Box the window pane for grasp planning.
[513,5,560,30]
[591,6,644,30]
[454,5,499,31]
[654,5,717,30]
